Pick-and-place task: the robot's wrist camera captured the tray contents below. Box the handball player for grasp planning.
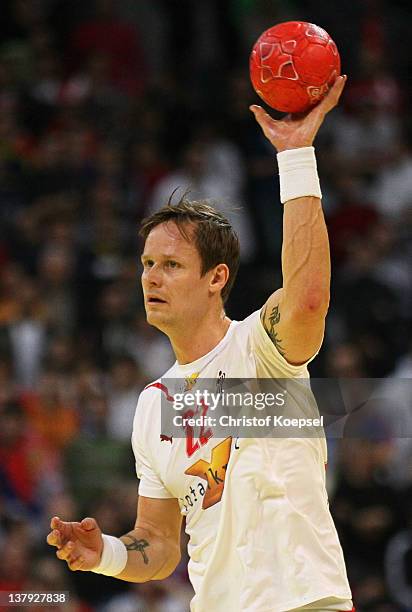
[47,75,355,611]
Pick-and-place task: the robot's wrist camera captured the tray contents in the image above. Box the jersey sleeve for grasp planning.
[245,310,318,378]
[131,393,174,499]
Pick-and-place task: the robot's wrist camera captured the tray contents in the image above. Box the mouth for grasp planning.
[146,297,167,305]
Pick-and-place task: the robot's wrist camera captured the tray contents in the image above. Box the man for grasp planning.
[48,75,354,611]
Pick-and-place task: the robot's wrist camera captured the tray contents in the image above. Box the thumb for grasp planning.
[81,517,99,532]
[249,105,277,139]
[249,104,271,124]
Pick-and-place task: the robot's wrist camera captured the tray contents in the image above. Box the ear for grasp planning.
[209,264,230,297]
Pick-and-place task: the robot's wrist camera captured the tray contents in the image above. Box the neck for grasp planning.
[169,311,231,365]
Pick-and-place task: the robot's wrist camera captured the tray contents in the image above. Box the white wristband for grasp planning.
[91,534,128,576]
[277,146,322,204]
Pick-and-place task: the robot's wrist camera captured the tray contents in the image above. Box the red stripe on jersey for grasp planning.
[144,382,174,402]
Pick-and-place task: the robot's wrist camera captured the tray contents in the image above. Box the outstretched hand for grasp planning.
[250,75,347,152]
[47,516,103,572]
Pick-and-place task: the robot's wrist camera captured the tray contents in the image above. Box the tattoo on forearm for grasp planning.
[262,305,286,357]
[124,534,149,565]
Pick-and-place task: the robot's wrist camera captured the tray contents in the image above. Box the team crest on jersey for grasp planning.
[184,372,199,392]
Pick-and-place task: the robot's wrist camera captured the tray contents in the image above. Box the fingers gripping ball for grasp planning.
[250,21,341,113]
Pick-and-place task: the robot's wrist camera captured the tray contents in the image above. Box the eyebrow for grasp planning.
[140,253,180,262]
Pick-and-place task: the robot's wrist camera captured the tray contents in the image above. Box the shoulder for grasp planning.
[228,310,261,341]
[138,362,178,403]
[220,310,262,359]
[132,379,166,447]
[232,309,263,343]
[134,362,180,421]
[201,314,259,367]
[238,308,313,377]
[234,308,280,353]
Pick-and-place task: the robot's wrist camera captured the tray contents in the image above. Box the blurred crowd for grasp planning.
[0,0,411,610]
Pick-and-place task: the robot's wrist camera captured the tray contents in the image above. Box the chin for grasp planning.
[146,310,170,331]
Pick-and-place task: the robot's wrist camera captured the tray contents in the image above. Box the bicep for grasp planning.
[261,288,326,366]
[135,496,182,547]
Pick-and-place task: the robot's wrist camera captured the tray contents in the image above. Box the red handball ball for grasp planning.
[250,21,341,113]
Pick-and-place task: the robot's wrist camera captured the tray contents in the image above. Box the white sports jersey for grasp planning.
[132,311,353,612]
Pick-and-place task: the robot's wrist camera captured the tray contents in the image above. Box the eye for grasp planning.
[143,259,154,268]
[166,260,179,269]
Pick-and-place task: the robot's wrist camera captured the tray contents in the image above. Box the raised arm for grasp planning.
[250,76,347,365]
[47,496,182,581]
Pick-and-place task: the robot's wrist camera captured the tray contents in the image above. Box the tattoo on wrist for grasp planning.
[262,305,286,357]
[124,534,149,565]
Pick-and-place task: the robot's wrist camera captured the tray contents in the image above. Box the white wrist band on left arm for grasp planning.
[91,534,128,577]
[277,146,322,204]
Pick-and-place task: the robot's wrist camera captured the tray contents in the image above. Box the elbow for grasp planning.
[305,290,330,315]
[161,549,181,579]
[151,546,181,581]
[293,289,330,320]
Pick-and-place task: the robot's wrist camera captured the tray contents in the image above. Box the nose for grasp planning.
[142,263,162,287]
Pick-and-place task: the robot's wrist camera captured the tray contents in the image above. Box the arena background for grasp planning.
[0,1,411,610]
